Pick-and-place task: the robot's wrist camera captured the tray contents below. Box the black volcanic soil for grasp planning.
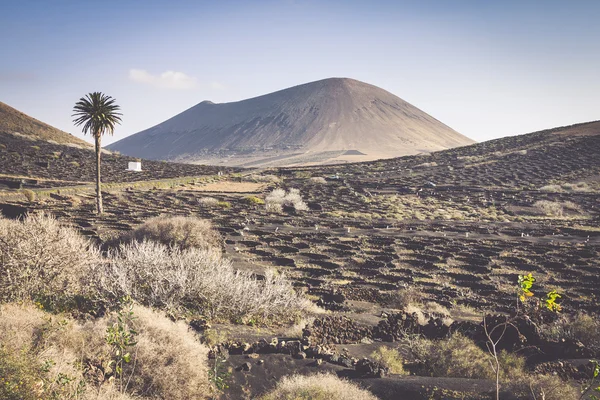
[1,122,599,399]
[0,131,238,190]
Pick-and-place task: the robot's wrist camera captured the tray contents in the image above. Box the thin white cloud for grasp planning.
[0,71,36,82]
[129,69,198,90]
[209,81,226,90]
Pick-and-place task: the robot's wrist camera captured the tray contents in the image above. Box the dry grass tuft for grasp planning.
[260,373,378,400]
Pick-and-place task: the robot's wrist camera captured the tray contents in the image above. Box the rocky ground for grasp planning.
[1,122,599,399]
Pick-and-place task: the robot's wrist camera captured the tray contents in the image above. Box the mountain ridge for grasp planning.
[108,78,475,166]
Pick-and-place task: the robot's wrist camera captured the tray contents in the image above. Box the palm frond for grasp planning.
[72,92,122,137]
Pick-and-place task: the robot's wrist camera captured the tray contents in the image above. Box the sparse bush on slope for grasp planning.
[260,373,379,400]
[122,215,222,251]
[0,302,211,400]
[0,213,99,305]
[414,333,494,379]
[410,333,525,380]
[505,374,579,400]
[542,312,600,352]
[309,176,327,184]
[97,240,314,324]
[370,346,407,375]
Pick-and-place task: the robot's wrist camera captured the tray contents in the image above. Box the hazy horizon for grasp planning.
[1,0,599,146]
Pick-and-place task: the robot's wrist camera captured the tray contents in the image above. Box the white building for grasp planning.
[128,161,142,172]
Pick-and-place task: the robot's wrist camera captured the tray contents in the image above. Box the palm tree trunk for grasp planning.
[95,134,103,214]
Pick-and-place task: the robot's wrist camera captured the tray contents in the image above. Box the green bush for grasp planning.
[245,195,265,205]
[217,201,231,209]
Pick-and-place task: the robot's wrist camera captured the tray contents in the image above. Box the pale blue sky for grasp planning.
[1,0,599,145]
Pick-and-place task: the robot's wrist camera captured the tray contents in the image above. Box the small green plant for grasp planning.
[518,273,535,302]
[105,296,138,393]
[208,353,230,393]
[583,360,600,400]
[245,196,265,205]
[217,201,231,208]
[486,274,563,400]
[545,290,562,312]
[517,273,562,315]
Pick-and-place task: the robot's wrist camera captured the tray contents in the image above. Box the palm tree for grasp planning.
[72,92,122,214]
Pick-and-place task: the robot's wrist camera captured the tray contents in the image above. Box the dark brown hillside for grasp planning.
[0,101,91,147]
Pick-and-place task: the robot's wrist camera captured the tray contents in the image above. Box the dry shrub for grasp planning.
[126,305,211,400]
[539,184,564,192]
[412,333,493,379]
[266,188,308,212]
[540,182,591,193]
[198,196,219,207]
[309,177,327,184]
[260,373,378,400]
[124,215,222,251]
[0,302,210,400]
[562,200,582,212]
[21,189,36,202]
[504,374,578,400]
[385,287,423,309]
[0,213,99,304]
[542,313,600,352]
[0,302,91,399]
[370,346,407,375]
[414,161,438,168]
[409,333,527,381]
[534,200,563,217]
[98,240,314,324]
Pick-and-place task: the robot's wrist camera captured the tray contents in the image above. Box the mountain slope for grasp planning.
[108,78,474,166]
[0,101,91,147]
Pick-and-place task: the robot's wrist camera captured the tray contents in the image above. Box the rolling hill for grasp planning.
[0,101,91,147]
[108,78,474,166]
